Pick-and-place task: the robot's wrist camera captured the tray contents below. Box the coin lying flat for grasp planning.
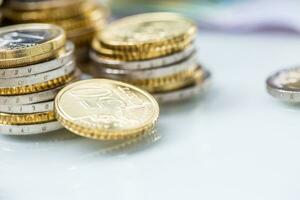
[0,121,62,135]
[0,42,73,78]
[154,69,211,103]
[96,53,198,79]
[89,44,196,70]
[0,23,65,61]
[6,0,85,11]
[98,12,196,51]
[55,79,159,140]
[0,100,54,114]
[267,67,300,102]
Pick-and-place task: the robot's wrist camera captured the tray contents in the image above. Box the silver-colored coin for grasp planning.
[90,44,196,70]
[267,67,300,102]
[0,61,75,88]
[154,70,211,103]
[0,42,74,78]
[92,53,198,80]
[0,121,63,135]
[0,86,62,105]
[0,100,53,114]
[0,69,81,105]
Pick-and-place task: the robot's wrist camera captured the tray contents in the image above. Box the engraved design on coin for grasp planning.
[272,68,300,90]
[0,30,50,50]
[116,21,187,42]
[56,80,159,132]
[101,13,195,45]
[66,86,153,129]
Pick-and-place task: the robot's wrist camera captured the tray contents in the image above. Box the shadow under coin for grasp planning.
[160,92,210,116]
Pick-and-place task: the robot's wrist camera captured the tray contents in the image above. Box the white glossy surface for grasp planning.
[1,32,300,200]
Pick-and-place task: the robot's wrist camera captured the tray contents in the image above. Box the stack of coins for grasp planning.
[55,79,160,140]
[2,0,108,69]
[267,67,300,102]
[89,12,211,103]
[0,23,80,135]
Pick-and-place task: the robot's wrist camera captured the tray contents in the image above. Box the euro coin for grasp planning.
[55,79,159,140]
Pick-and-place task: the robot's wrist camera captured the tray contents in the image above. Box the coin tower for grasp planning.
[0,24,80,135]
[90,12,210,103]
[2,0,108,70]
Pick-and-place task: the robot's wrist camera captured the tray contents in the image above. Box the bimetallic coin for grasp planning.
[91,52,198,79]
[98,12,196,51]
[92,38,192,61]
[89,44,195,70]
[154,70,211,103]
[267,67,300,102]
[0,101,53,114]
[4,0,96,21]
[0,61,75,88]
[0,111,55,125]
[0,42,74,78]
[0,23,65,60]
[55,79,160,140]
[0,68,80,95]
[0,86,61,105]
[0,121,62,135]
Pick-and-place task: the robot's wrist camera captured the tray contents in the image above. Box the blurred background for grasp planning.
[109,0,300,34]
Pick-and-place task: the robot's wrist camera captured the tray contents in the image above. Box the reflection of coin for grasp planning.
[55,79,159,140]
[267,67,300,102]
[0,24,65,60]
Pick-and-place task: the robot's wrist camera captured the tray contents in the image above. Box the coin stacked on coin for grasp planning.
[0,23,80,135]
[55,79,159,140]
[89,12,211,103]
[2,0,108,70]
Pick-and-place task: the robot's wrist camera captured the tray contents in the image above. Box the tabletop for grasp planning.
[1,31,300,200]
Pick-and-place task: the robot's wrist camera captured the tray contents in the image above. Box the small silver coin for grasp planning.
[91,53,198,80]
[0,60,75,88]
[0,42,74,78]
[0,121,63,135]
[90,44,196,70]
[0,100,54,114]
[154,70,211,103]
[267,67,300,102]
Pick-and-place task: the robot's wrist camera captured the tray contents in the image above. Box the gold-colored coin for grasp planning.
[92,37,191,61]
[0,111,55,125]
[97,12,196,51]
[6,0,84,11]
[53,7,107,32]
[3,1,95,22]
[55,79,160,140]
[94,66,203,93]
[0,69,80,95]
[0,46,64,68]
[0,24,66,60]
